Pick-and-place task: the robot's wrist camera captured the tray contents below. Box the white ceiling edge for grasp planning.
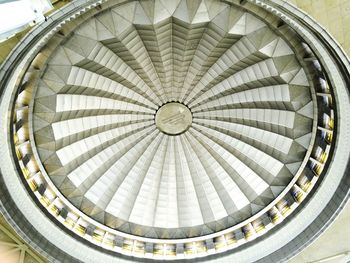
[0,0,53,42]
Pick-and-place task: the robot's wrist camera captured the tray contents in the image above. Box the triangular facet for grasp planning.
[33,101,55,115]
[290,68,308,86]
[286,162,302,174]
[289,85,312,110]
[34,126,54,142]
[186,0,202,22]
[48,47,72,66]
[118,223,131,233]
[292,114,313,138]
[154,0,171,23]
[200,225,214,236]
[50,174,66,187]
[112,2,136,22]
[140,0,155,22]
[69,196,84,208]
[35,136,55,151]
[75,19,98,40]
[134,2,152,25]
[259,38,278,57]
[144,227,159,238]
[258,188,274,204]
[245,13,266,34]
[35,96,57,112]
[296,132,312,149]
[297,101,313,118]
[229,13,246,35]
[91,211,105,222]
[45,164,63,175]
[186,226,202,237]
[42,79,65,93]
[160,0,181,15]
[112,12,133,35]
[36,147,54,162]
[192,0,210,23]
[238,205,252,218]
[43,152,61,166]
[173,0,190,23]
[33,115,49,132]
[273,38,294,57]
[270,186,284,197]
[49,65,72,82]
[105,213,122,228]
[81,198,96,214]
[206,0,228,20]
[250,203,264,214]
[64,35,97,57]
[212,6,230,32]
[169,228,186,239]
[95,19,115,41]
[280,68,300,83]
[96,11,116,35]
[34,112,55,123]
[43,67,66,84]
[35,82,56,98]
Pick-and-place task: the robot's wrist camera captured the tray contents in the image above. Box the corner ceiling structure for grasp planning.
[0,214,47,263]
[0,0,349,263]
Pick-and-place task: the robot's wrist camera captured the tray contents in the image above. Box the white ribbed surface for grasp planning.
[32,0,313,239]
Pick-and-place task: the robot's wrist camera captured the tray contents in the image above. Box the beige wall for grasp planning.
[289,0,350,56]
[287,0,350,262]
[0,0,71,64]
[0,214,48,263]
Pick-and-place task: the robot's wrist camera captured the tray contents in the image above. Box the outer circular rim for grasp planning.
[22,0,322,249]
[0,1,349,263]
[13,0,322,250]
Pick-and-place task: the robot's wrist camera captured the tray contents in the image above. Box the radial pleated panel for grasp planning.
[32,0,313,239]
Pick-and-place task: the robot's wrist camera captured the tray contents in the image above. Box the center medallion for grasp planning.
[155,102,192,135]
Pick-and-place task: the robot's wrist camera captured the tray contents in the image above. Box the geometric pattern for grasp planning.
[32,0,314,239]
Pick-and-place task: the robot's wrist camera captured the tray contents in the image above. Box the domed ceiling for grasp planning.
[0,0,349,262]
[32,0,313,239]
